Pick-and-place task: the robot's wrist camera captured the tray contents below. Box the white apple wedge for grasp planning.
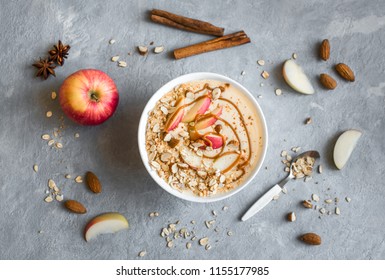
[333,129,362,169]
[84,212,129,242]
[283,59,315,94]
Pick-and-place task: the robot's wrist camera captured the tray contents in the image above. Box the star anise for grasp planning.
[48,40,70,66]
[32,57,56,80]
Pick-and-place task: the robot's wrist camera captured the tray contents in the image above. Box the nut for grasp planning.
[319,39,330,61]
[138,46,148,56]
[320,73,337,90]
[287,212,296,222]
[302,200,313,208]
[300,233,322,245]
[335,63,355,82]
[86,171,102,194]
[64,200,87,214]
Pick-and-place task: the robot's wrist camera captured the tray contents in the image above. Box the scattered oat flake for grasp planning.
[199,237,209,246]
[111,56,119,62]
[275,88,282,96]
[319,208,326,214]
[305,117,312,125]
[44,195,53,203]
[292,53,297,59]
[325,199,333,204]
[241,71,246,76]
[186,242,192,249]
[212,210,217,216]
[227,231,233,236]
[154,212,159,217]
[318,165,323,174]
[312,194,320,202]
[167,241,173,248]
[223,206,229,211]
[48,179,56,189]
[261,71,270,79]
[55,194,63,201]
[154,46,165,54]
[118,61,127,67]
[138,251,146,257]
[205,244,212,250]
[345,197,351,203]
[41,134,50,140]
[257,60,265,66]
[109,39,116,44]
[74,133,80,138]
[191,220,196,224]
[65,174,71,179]
[46,111,53,118]
[258,95,263,98]
[75,176,83,183]
[33,164,38,173]
[281,150,287,157]
[335,207,341,215]
[260,83,264,87]
[55,142,63,149]
[51,91,57,100]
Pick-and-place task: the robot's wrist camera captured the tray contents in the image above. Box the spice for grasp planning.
[48,40,70,66]
[150,9,224,37]
[32,58,56,80]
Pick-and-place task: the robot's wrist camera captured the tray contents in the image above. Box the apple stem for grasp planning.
[90,93,99,102]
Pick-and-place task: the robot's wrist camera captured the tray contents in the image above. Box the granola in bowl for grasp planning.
[143,77,266,200]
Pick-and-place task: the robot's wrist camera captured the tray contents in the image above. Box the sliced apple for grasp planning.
[164,97,185,132]
[213,152,240,173]
[283,59,315,94]
[84,212,129,242]
[180,147,202,169]
[333,129,362,169]
[182,96,211,123]
[202,133,224,149]
[194,106,223,131]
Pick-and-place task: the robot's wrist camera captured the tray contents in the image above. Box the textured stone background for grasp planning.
[0,0,384,260]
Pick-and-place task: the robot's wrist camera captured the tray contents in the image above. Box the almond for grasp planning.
[320,73,337,90]
[300,233,322,245]
[86,171,102,193]
[287,212,296,222]
[64,200,87,214]
[335,63,355,82]
[319,39,330,61]
[302,200,313,209]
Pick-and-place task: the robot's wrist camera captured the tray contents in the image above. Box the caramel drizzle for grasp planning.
[167,82,252,178]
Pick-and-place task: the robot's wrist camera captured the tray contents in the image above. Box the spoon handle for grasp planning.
[241,184,282,221]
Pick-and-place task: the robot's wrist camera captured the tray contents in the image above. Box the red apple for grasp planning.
[59,69,119,125]
[194,106,223,130]
[202,133,224,149]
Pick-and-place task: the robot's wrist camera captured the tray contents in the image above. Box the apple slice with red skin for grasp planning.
[202,133,224,150]
[194,106,223,131]
[182,96,211,123]
[84,212,129,242]
[164,97,185,132]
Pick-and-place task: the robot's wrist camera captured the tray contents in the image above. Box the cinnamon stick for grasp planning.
[150,9,224,37]
[173,31,251,60]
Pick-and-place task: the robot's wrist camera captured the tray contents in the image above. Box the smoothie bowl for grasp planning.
[138,73,268,202]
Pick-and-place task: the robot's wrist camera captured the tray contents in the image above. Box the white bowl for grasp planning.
[138,72,268,203]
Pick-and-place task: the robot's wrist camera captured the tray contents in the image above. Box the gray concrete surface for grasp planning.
[0,0,384,260]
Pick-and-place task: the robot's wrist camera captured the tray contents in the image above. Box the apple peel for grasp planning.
[333,129,362,170]
[202,133,224,150]
[182,96,211,123]
[164,97,185,132]
[283,59,315,94]
[194,107,223,131]
[84,212,129,242]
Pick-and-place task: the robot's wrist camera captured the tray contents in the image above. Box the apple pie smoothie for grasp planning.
[145,80,264,197]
